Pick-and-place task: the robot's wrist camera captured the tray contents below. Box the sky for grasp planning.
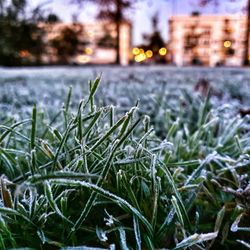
[31,0,245,45]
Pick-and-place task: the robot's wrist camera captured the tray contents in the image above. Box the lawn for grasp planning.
[0,66,250,249]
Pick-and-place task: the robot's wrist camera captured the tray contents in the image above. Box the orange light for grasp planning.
[85,47,93,55]
[159,48,167,56]
[139,48,144,54]
[224,40,231,48]
[19,50,29,58]
[146,50,153,58]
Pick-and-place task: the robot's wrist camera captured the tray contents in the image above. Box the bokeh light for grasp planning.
[159,48,167,56]
[146,50,153,58]
[132,47,140,55]
[19,50,30,58]
[76,55,90,64]
[135,53,146,62]
[85,47,93,55]
[139,48,144,54]
[224,40,232,48]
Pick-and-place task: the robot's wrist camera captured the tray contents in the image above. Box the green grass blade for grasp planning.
[30,104,37,150]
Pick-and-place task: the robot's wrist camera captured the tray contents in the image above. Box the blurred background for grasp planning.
[0,0,249,67]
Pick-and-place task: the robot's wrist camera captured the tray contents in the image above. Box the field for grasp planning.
[0,66,250,249]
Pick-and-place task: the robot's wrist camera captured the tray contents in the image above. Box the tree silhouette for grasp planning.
[141,14,166,63]
[97,24,116,48]
[46,13,60,23]
[0,0,59,66]
[50,25,83,64]
[143,14,165,49]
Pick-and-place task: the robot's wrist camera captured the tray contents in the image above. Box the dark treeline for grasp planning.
[0,0,57,66]
[0,0,85,66]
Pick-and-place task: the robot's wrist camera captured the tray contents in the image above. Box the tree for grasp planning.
[50,25,83,64]
[97,24,116,48]
[141,14,166,63]
[199,0,250,66]
[46,13,60,23]
[143,14,165,49]
[0,0,59,66]
[73,0,136,64]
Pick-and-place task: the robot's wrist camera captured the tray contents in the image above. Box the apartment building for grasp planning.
[169,14,249,66]
[39,21,132,65]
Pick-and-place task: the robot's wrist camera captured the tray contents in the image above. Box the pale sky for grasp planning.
[30,0,245,45]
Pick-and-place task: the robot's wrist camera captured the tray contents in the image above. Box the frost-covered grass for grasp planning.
[0,67,250,249]
[1,66,250,115]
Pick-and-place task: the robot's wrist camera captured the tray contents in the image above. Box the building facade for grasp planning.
[169,15,250,66]
[39,21,132,65]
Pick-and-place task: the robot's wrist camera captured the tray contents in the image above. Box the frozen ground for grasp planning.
[0,66,250,122]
